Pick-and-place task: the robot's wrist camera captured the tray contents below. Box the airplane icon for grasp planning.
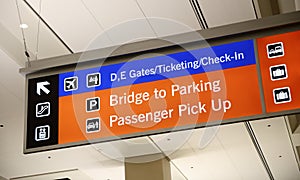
[64,76,78,91]
[66,79,76,89]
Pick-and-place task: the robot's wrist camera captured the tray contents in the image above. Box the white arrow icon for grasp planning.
[36,81,50,95]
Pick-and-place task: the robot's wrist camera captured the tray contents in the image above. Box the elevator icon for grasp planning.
[35,125,50,141]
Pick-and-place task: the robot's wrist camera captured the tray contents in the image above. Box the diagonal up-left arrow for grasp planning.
[36,81,50,95]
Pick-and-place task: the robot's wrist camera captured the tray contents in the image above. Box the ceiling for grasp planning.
[0,0,300,179]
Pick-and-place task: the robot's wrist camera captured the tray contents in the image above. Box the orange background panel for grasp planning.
[59,65,262,145]
[257,30,300,113]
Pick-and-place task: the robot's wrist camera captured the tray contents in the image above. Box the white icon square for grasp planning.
[64,76,78,92]
[86,73,101,88]
[269,64,288,81]
[36,102,50,117]
[273,87,291,104]
[86,117,100,133]
[35,125,50,141]
[267,42,284,59]
[86,97,100,112]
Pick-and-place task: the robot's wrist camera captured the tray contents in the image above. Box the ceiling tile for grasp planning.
[0,49,24,100]
[170,162,186,180]
[10,169,92,180]
[297,0,300,10]
[83,0,156,45]
[0,0,68,63]
[27,0,113,52]
[137,0,201,37]
[15,1,71,60]
[93,137,161,159]
[150,130,194,155]
[278,0,296,13]
[168,123,269,179]
[216,123,269,180]
[250,117,300,179]
[0,0,23,42]
[197,0,256,27]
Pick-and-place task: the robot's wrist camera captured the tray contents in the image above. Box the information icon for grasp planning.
[87,73,101,88]
[267,42,284,59]
[269,64,288,81]
[273,87,291,104]
[35,125,50,141]
[86,118,100,133]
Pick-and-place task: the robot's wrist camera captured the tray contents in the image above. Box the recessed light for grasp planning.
[20,24,28,29]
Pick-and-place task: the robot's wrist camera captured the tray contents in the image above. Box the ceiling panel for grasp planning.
[83,0,156,45]
[0,50,24,101]
[250,117,300,179]
[4,0,71,60]
[0,0,24,43]
[11,169,92,180]
[35,21,71,59]
[215,123,269,179]
[0,22,27,66]
[197,0,257,27]
[93,137,161,160]
[149,130,194,155]
[167,123,269,179]
[277,0,296,13]
[297,0,300,10]
[136,0,201,37]
[26,0,113,53]
[170,163,186,180]
[0,0,28,65]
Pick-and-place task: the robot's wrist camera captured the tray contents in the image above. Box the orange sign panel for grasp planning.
[58,64,262,144]
[257,30,300,113]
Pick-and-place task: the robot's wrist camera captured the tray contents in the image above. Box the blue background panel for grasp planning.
[59,40,256,96]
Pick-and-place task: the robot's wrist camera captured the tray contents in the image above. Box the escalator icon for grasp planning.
[36,102,50,117]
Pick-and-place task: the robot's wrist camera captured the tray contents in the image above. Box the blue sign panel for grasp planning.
[59,40,256,96]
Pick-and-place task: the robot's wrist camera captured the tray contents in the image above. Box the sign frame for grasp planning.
[22,11,300,154]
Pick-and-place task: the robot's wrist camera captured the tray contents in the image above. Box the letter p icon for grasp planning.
[86,97,100,112]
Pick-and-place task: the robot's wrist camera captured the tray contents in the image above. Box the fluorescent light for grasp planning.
[20,24,28,29]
